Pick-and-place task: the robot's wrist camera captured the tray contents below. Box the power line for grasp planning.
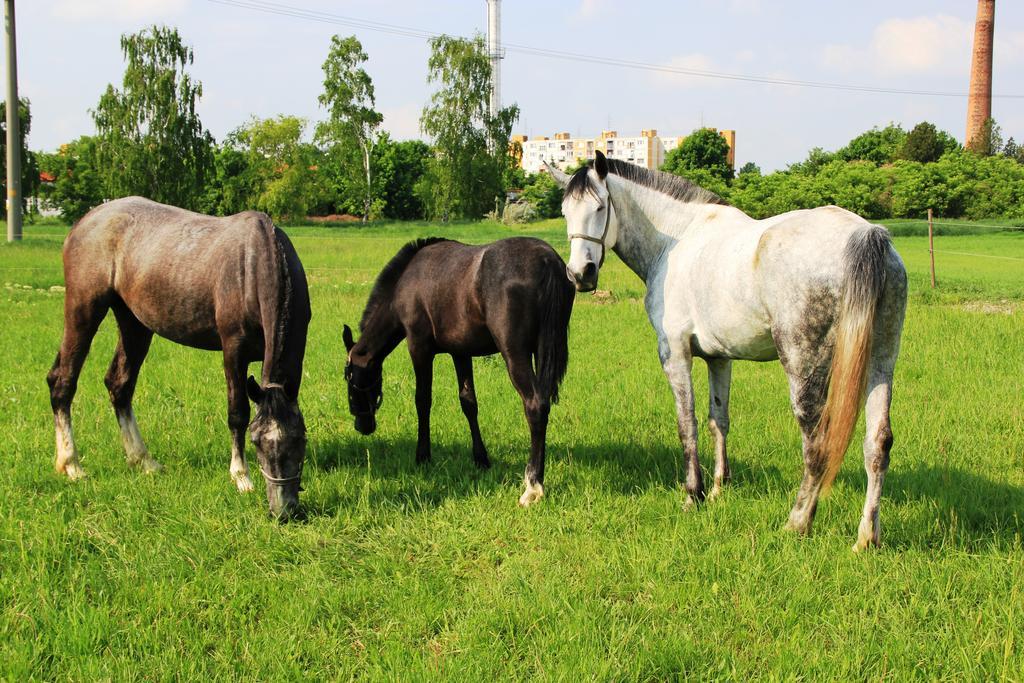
[207,0,1024,99]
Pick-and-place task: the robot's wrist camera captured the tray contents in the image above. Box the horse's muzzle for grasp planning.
[354,414,377,435]
[267,484,303,523]
[567,263,598,292]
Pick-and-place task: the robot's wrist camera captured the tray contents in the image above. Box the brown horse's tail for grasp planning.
[816,225,892,490]
[536,264,575,404]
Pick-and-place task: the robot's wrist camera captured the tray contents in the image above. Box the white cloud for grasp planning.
[823,15,971,77]
[51,0,188,22]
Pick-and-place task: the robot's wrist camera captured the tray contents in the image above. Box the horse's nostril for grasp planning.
[582,262,597,280]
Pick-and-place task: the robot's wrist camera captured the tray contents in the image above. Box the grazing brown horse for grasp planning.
[343,237,575,506]
[47,196,311,520]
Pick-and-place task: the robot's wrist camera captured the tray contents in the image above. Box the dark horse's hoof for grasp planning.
[474,454,492,470]
[415,453,432,465]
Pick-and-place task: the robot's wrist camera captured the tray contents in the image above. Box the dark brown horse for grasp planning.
[343,237,575,506]
[47,196,311,520]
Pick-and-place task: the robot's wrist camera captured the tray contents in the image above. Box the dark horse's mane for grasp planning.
[566,157,728,206]
[360,237,451,331]
[270,226,293,374]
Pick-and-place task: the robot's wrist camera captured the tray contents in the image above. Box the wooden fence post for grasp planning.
[928,208,937,288]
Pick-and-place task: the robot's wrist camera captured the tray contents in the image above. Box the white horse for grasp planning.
[548,151,907,550]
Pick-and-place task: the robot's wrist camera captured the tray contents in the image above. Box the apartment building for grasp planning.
[515,128,736,174]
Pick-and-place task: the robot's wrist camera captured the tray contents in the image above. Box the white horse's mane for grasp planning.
[566,158,728,207]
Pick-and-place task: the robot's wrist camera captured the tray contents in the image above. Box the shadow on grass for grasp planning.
[301,429,1024,551]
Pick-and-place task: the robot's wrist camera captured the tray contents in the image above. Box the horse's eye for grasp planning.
[596,205,604,212]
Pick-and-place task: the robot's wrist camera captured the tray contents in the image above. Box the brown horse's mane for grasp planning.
[360,237,450,332]
[269,226,292,377]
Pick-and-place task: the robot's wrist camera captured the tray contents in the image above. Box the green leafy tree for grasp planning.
[972,117,1003,157]
[900,122,947,163]
[36,137,105,223]
[520,171,562,219]
[374,136,431,220]
[836,124,906,165]
[198,143,257,217]
[1004,137,1024,164]
[737,161,760,177]
[1,98,39,213]
[92,25,214,209]
[316,35,383,221]
[232,116,315,222]
[418,34,520,220]
[661,128,733,182]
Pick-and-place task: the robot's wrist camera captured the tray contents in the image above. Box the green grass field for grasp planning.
[1,218,1023,679]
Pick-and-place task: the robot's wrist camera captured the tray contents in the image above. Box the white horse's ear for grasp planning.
[594,150,608,180]
[543,160,570,188]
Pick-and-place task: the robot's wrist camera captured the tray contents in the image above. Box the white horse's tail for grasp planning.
[816,225,892,490]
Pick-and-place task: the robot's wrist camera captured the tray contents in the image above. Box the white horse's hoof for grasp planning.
[518,481,544,507]
[707,485,724,502]
[60,462,87,481]
[233,472,255,493]
[130,456,163,474]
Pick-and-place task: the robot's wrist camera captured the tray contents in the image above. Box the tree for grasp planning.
[836,124,905,165]
[900,122,946,163]
[418,34,520,220]
[737,161,761,177]
[520,171,562,219]
[1004,137,1024,164]
[661,128,733,182]
[374,136,431,220]
[316,35,383,222]
[36,137,105,223]
[1,98,39,213]
[232,116,315,222]
[972,117,1003,157]
[92,25,214,210]
[198,144,256,217]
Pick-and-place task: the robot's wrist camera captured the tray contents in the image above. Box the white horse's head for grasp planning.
[548,151,618,292]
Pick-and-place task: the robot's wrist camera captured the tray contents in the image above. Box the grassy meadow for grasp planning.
[1,217,1023,679]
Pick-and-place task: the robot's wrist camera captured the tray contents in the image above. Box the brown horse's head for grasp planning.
[343,324,383,436]
[246,377,306,521]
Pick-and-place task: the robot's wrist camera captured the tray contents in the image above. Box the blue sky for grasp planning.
[8,0,1024,171]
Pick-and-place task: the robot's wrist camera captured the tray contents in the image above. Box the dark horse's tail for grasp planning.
[535,264,575,404]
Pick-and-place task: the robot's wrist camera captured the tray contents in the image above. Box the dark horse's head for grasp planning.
[246,377,306,521]
[343,324,383,436]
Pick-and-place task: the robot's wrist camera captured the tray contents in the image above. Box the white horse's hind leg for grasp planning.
[854,373,893,551]
[781,364,831,536]
[706,359,732,501]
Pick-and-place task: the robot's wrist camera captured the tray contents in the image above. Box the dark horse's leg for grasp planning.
[46,291,110,479]
[105,300,161,473]
[409,339,434,464]
[453,355,490,468]
[503,348,550,507]
[222,337,254,492]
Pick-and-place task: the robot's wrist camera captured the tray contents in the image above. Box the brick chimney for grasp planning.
[965,0,995,151]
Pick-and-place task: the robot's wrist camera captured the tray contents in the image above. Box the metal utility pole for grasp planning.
[5,0,22,242]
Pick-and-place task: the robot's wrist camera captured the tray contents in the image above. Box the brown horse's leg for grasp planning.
[222,339,253,492]
[503,349,550,507]
[453,355,490,468]
[46,293,110,479]
[105,301,160,473]
[408,340,434,464]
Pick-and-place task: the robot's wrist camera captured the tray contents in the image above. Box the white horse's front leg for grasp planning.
[660,339,704,508]
[706,358,732,501]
